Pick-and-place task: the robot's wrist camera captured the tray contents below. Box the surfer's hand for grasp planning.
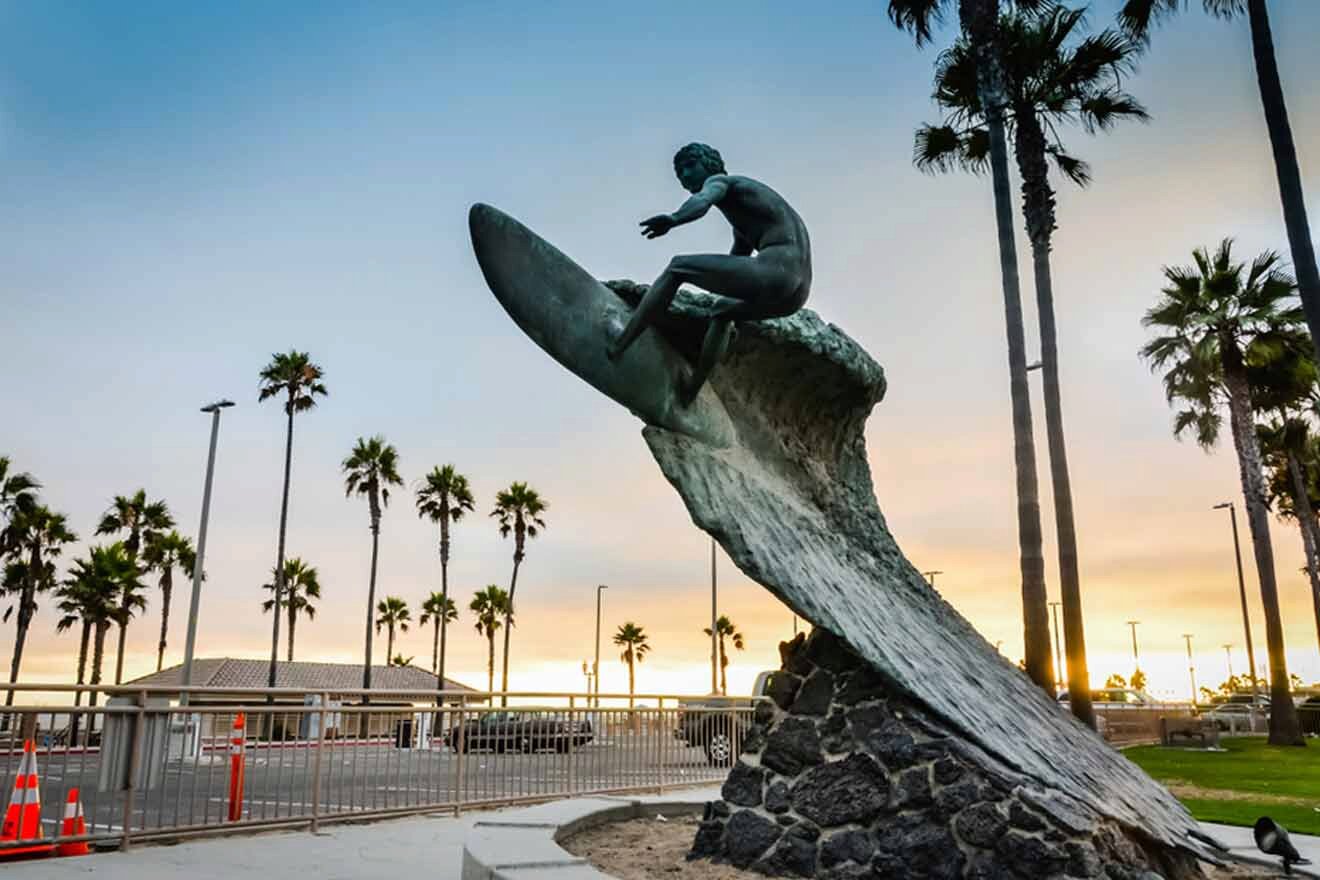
[640,214,675,239]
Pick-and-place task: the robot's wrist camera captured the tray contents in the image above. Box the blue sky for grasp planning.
[4,1,1320,697]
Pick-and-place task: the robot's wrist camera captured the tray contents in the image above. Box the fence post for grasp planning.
[654,697,664,795]
[566,695,576,797]
[227,712,247,822]
[309,692,328,833]
[120,690,147,851]
[453,700,466,817]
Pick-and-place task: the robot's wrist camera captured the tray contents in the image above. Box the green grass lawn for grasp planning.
[1125,737,1320,835]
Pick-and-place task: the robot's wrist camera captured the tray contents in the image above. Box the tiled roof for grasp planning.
[127,658,478,694]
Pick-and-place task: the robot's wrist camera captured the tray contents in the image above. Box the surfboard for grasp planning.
[468,203,734,448]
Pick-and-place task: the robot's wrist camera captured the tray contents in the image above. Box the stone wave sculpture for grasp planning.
[468,203,1220,878]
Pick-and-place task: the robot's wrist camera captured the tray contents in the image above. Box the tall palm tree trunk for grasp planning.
[439,516,450,689]
[386,622,396,662]
[71,620,90,744]
[1016,111,1092,724]
[88,621,109,744]
[963,0,1053,692]
[5,578,36,708]
[113,616,129,685]
[431,621,440,677]
[1247,0,1320,363]
[1286,453,1320,654]
[718,635,727,696]
[287,604,297,662]
[486,631,495,693]
[627,650,635,709]
[500,551,522,708]
[1221,342,1304,745]
[362,518,381,692]
[156,568,173,672]
[269,407,295,691]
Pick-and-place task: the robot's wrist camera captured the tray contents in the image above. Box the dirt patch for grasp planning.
[560,815,1289,879]
[1165,780,1319,808]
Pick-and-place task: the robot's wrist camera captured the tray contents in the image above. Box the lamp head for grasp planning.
[201,399,236,413]
[1255,817,1309,873]
[1213,502,1232,510]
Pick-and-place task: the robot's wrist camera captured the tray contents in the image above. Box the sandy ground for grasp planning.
[561,816,1293,880]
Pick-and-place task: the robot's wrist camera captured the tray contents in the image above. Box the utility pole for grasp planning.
[1223,643,1234,680]
[181,399,234,707]
[922,570,943,588]
[1213,503,1261,702]
[1048,601,1063,690]
[1182,633,1197,705]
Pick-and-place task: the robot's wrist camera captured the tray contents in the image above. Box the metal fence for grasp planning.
[0,684,758,854]
[1092,703,1196,745]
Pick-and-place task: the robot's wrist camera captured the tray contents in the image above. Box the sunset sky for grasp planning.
[4,1,1320,702]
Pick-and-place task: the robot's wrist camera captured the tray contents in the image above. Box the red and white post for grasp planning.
[226,712,246,822]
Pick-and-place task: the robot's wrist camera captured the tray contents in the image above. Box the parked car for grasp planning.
[1198,701,1268,731]
[1056,688,1154,707]
[674,670,775,766]
[1295,696,1320,735]
[444,711,593,753]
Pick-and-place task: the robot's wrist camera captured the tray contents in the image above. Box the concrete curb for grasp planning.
[461,796,706,880]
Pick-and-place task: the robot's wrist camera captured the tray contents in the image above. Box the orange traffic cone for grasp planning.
[55,788,89,857]
[0,740,54,860]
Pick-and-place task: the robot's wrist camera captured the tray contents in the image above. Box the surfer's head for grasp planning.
[673,143,725,193]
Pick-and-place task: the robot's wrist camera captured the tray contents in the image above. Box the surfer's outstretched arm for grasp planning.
[640,177,730,238]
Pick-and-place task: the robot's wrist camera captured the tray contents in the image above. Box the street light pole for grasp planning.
[1213,502,1261,702]
[1223,643,1234,679]
[921,570,943,588]
[1182,633,1197,705]
[1125,620,1141,675]
[594,584,607,709]
[711,539,719,695]
[180,399,234,707]
[1048,602,1063,690]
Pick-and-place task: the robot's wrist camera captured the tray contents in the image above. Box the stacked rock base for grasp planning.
[690,629,1204,880]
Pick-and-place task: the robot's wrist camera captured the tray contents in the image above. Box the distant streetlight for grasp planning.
[581,660,593,694]
[921,570,943,587]
[710,539,718,695]
[1182,633,1197,705]
[1125,620,1141,674]
[593,584,608,708]
[1213,502,1261,701]
[180,399,234,706]
[1223,643,1235,680]
[1048,602,1063,689]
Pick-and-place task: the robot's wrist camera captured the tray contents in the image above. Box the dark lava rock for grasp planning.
[1067,841,1105,878]
[1008,800,1045,832]
[894,766,933,809]
[802,629,857,674]
[792,754,889,827]
[725,810,783,868]
[762,718,823,777]
[767,671,804,711]
[819,865,874,880]
[996,830,1069,878]
[933,780,980,819]
[777,814,798,827]
[966,854,1015,880]
[742,725,768,756]
[755,833,818,878]
[819,708,855,754]
[790,667,835,716]
[820,829,876,867]
[755,700,776,725]
[709,800,731,818]
[765,781,792,814]
[955,802,1008,849]
[788,821,820,843]
[688,819,725,860]
[847,704,916,768]
[874,822,965,880]
[932,756,964,785]
[780,632,809,675]
[721,762,765,807]
[835,667,885,705]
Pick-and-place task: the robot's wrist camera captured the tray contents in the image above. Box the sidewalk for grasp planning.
[6,794,1316,879]
[1202,822,1320,877]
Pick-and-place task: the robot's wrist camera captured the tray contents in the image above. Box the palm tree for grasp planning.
[420,592,459,679]
[95,489,173,684]
[141,530,196,672]
[3,505,77,710]
[390,654,415,667]
[375,596,411,664]
[258,350,328,690]
[916,6,1148,725]
[612,622,651,708]
[889,0,1054,691]
[470,586,510,694]
[1120,0,1320,363]
[415,465,475,689]
[261,558,321,661]
[0,458,39,556]
[702,615,745,696]
[1140,239,1305,745]
[491,482,547,705]
[77,544,145,729]
[343,436,403,690]
[54,574,100,742]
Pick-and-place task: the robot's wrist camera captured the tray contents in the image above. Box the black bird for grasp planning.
[1255,816,1311,875]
